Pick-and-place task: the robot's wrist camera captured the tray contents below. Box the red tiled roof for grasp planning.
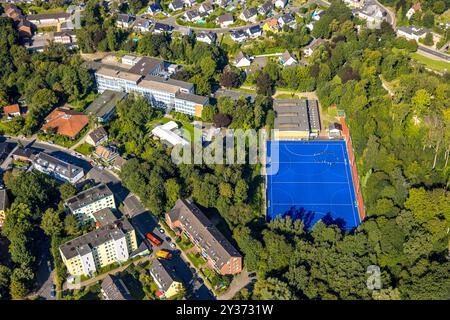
[42,108,89,139]
[3,104,21,115]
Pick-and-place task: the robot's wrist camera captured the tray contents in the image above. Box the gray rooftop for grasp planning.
[123,195,146,217]
[167,199,241,270]
[150,258,181,291]
[175,92,209,105]
[274,100,310,132]
[0,189,9,212]
[59,218,134,260]
[33,152,83,180]
[93,208,118,227]
[87,127,108,145]
[85,90,127,120]
[65,183,113,212]
[101,274,133,300]
[274,100,321,132]
[128,56,164,76]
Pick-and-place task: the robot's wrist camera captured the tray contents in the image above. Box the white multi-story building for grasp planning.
[59,217,138,277]
[94,65,208,117]
[65,184,116,224]
[32,152,84,184]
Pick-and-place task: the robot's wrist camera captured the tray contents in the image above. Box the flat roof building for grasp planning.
[273,100,321,140]
[85,90,127,123]
[65,183,116,224]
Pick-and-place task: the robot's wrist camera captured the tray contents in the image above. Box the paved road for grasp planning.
[418,45,450,62]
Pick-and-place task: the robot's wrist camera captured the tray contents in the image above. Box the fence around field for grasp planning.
[339,117,366,222]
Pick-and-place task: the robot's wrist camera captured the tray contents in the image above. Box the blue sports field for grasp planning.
[266,140,360,230]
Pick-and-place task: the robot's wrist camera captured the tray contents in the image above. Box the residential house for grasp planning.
[85,90,127,123]
[258,0,273,16]
[353,4,387,28]
[65,183,116,224]
[101,274,133,300]
[263,18,280,33]
[246,25,262,38]
[11,147,36,163]
[406,3,421,20]
[133,17,152,33]
[146,3,163,15]
[230,29,247,42]
[196,31,217,45]
[239,8,258,23]
[183,0,196,7]
[235,51,251,68]
[59,217,138,276]
[396,26,430,41]
[344,0,365,8]
[95,145,118,162]
[279,50,298,67]
[150,259,184,299]
[184,9,201,22]
[246,56,268,75]
[168,0,184,11]
[278,13,296,29]
[53,30,77,47]
[3,104,22,120]
[4,4,24,22]
[32,152,84,184]
[217,13,234,28]
[153,22,174,34]
[303,38,325,57]
[274,0,288,9]
[86,127,108,146]
[199,2,214,15]
[116,14,135,29]
[311,10,326,21]
[41,108,89,139]
[17,19,32,39]
[214,0,230,6]
[0,143,13,163]
[27,12,71,26]
[112,156,127,172]
[0,190,10,229]
[166,199,243,275]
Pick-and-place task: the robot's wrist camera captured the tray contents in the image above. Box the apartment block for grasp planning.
[59,217,138,277]
[166,199,242,275]
[65,184,115,224]
[32,152,84,184]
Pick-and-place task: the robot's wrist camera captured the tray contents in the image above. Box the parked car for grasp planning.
[159,228,165,234]
[165,237,171,242]
[169,243,176,249]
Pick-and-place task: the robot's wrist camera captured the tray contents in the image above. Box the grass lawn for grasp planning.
[274,93,298,99]
[175,234,193,251]
[75,143,93,155]
[410,52,450,72]
[186,252,206,268]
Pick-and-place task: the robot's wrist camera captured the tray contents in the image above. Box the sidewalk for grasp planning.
[63,256,152,290]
